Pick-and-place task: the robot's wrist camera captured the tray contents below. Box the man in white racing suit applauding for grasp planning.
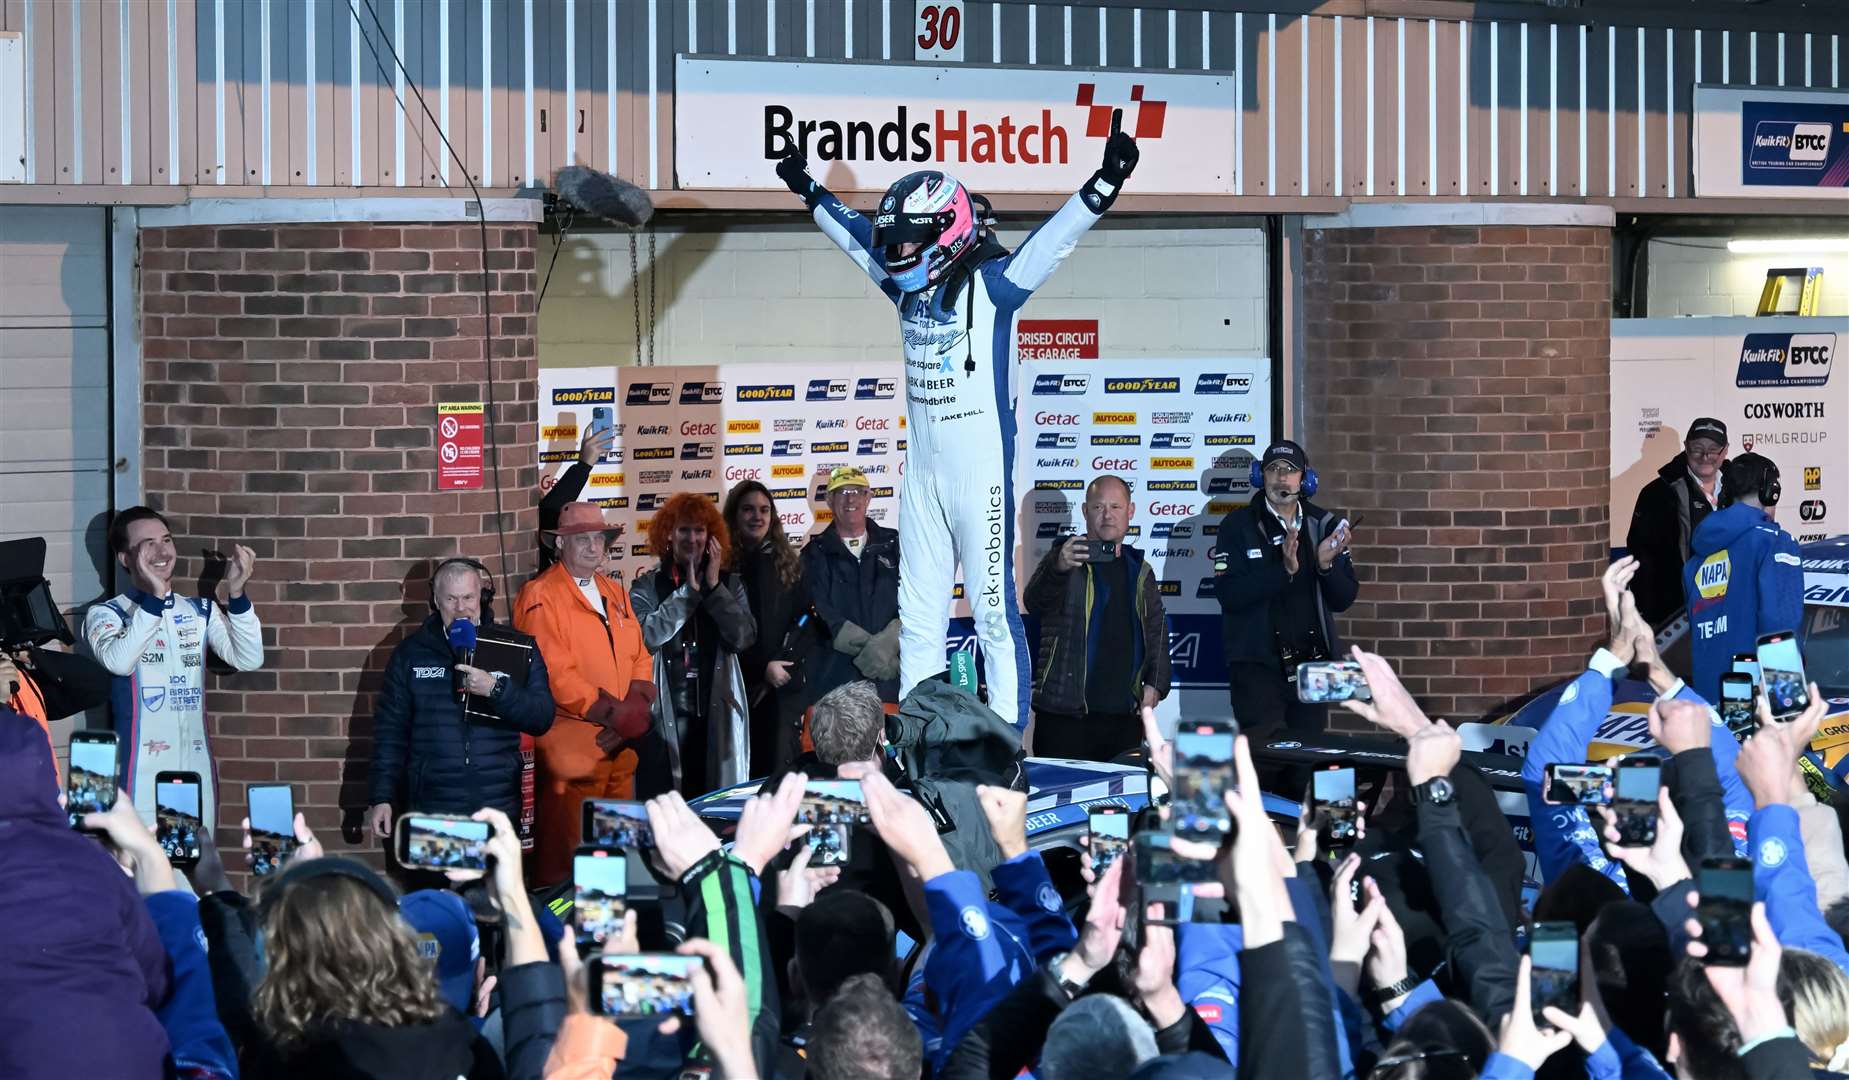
[776,114,1139,730]
[84,506,264,831]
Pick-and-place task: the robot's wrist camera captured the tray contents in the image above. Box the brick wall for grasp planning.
[138,221,539,866]
[1300,224,1612,724]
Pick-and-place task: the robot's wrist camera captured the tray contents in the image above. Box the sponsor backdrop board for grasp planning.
[674,56,1235,194]
[1012,357,1272,726]
[1611,317,1845,552]
[1694,86,1849,199]
[537,364,907,585]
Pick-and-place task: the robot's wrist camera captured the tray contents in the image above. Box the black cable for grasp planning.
[537,205,575,311]
[347,0,512,604]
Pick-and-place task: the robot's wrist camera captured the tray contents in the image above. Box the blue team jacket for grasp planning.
[1682,503,1805,702]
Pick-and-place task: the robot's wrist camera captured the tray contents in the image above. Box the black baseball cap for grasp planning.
[1259,440,1310,472]
[1686,418,1728,445]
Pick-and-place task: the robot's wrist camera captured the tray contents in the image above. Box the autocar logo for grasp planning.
[1036,433,1079,450]
[1736,332,1833,388]
[854,377,898,400]
[680,381,726,404]
[588,473,624,487]
[1150,456,1195,470]
[1800,500,1828,522]
[1031,373,1091,396]
[771,464,806,479]
[727,419,762,434]
[1194,373,1254,395]
[807,379,849,401]
[626,382,672,406]
[1092,411,1136,425]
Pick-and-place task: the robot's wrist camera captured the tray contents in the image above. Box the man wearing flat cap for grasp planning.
[800,466,903,704]
[1627,416,1732,626]
[513,502,657,884]
[1212,440,1359,737]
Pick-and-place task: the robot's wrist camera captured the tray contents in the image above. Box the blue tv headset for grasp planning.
[1249,445,1319,498]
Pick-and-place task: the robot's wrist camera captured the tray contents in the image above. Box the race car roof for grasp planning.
[1802,534,1849,608]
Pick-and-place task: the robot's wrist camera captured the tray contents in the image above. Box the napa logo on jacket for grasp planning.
[1695,551,1732,602]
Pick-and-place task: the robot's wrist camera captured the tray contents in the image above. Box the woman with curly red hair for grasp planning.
[629,492,759,797]
[724,481,818,777]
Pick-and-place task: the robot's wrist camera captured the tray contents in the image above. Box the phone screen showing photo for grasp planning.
[1756,633,1810,719]
[1696,860,1754,965]
[247,785,295,876]
[798,781,870,867]
[156,777,203,863]
[403,815,492,872]
[1313,767,1359,845]
[1172,729,1235,840]
[1720,676,1757,738]
[1529,922,1580,1022]
[575,851,628,949]
[1088,809,1131,876]
[594,955,700,1018]
[66,735,119,823]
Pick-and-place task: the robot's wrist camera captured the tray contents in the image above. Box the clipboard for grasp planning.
[464,628,537,721]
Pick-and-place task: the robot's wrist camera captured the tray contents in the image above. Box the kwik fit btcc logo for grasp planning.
[855,378,898,400]
[736,384,796,402]
[763,82,1167,166]
[680,381,726,404]
[1749,120,1833,169]
[626,382,672,406]
[552,386,614,406]
[1195,373,1254,395]
[807,379,849,401]
[1032,373,1091,396]
[1036,433,1079,450]
[1737,333,1833,387]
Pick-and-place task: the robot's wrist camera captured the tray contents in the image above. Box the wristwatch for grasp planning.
[489,672,510,701]
[1409,776,1455,807]
[1365,973,1422,1010]
[1046,952,1088,999]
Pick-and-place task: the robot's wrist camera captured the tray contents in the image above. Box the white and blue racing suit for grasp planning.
[809,190,1105,728]
[84,588,264,831]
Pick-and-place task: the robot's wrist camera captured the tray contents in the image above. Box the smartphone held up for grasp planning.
[247,784,297,876]
[155,771,204,868]
[66,730,120,828]
[397,813,493,875]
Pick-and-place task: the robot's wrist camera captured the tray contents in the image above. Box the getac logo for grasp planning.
[727,419,762,434]
[1092,456,1135,471]
[1031,374,1091,396]
[771,440,805,457]
[1034,412,1080,426]
[681,443,716,460]
[855,377,898,400]
[680,381,725,404]
[626,382,672,406]
[856,416,892,430]
[858,438,890,456]
[736,384,795,401]
[1737,332,1834,388]
[1150,433,1193,450]
[1146,480,1198,492]
[636,424,669,436]
[1038,457,1080,469]
[1800,500,1828,521]
[808,379,849,401]
[814,418,846,429]
[1104,377,1180,394]
[1036,433,1079,450]
[724,443,764,456]
[681,420,718,436]
[632,446,674,461]
[1195,373,1254,395]
[1091,434,1142,446]
[812,441,850,454]
[1148,502,1194,517]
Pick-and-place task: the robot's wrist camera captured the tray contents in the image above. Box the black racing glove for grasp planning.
[776,152,825,210]
[1082,108,1140,213]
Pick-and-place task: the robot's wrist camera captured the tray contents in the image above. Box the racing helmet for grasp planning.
[872,171,980,293]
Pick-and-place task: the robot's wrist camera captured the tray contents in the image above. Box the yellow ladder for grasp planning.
[1756,267,1824,316]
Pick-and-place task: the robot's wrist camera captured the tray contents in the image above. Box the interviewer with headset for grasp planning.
[1211,440,1359,738]
[365,558,556,838]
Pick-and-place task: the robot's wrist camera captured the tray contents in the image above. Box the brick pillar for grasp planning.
[1298,214,1612,723]
[137,220,539,863]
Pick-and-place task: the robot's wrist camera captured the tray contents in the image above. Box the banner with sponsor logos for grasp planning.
[674,56,1235,194]
[1611,317,1846,553]
[1012,357,1272,726]
[1694,85,1849,199]
[537,364,907,584]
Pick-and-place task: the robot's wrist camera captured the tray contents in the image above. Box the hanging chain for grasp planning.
[646,225,657,367]
[629,229,643,368]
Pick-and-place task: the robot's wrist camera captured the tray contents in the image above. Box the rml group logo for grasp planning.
[1736,333,1834,388]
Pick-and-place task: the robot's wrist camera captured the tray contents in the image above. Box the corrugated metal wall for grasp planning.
[1,0,1841,206]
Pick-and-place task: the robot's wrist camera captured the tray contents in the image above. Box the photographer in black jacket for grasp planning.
[1212,440,1358,737]
[366,558,556,838]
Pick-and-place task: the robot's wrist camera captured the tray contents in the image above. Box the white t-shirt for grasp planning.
[843,534,867,559]
[576,577,606,617]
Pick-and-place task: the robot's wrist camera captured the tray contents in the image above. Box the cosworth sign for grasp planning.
[675,57,1234,194]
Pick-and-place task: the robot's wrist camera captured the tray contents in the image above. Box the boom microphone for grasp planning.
[554,166,655,227]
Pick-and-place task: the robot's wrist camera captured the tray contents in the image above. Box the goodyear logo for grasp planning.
[632,446,674,461]
[770,486,806,499]
[1748,120,1833,168]
[1205,434,1257,446]
[542,423,579,440]
[1034,479,1086,491]
[1157,581,1182,596]
[870,486,896,498]
[1696,552,1732,600]
[1093,412,1137,425]
[631,543,652,556]
[1150,433,1193,450]
[1091,434,1142,446]
[680,381,726,404]
[552,387,615,405]
[1146,480,1199,492]
[539,449,577,463]
[1194,373,1254,395]
[626,382,672,406]
[724,443,764,456]
[1031,373,1091,396]
[771,440,804,457]
[812,441,850,454]
[808,379,849,401]
[1150,457,1195,471]
[736,384,795,402]
[727,419,762,434]
[897,438,907,452]
[772,464,806,479]
[1805,467,1822,491]
[589,496,629,509]
[1737,332,1834,388]
[1037,433,1079,450]
[1105,377,1180,394]
[855,377,898,400]
[588,473,624,487]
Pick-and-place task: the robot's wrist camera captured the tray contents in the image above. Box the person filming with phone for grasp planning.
[1211,440,1358,737]
[1023,474,1170,761]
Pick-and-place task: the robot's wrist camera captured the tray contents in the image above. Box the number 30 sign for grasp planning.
[915,1,964,63]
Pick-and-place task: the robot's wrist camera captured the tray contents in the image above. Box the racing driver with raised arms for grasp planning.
[775,112,1139,730]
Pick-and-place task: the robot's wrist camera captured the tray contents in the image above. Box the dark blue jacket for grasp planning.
[1682,503,1804,701]
[368,615,555,818]
[799,521,902,702]
[1212,498,1359,665]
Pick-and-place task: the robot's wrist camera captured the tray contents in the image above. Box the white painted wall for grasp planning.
[537,216,1269,369]
[1646,238,1849,318]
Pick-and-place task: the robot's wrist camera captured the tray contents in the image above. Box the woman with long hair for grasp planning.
[724,481,816,777]
[630,492,759,797]
[246,862,502,1077]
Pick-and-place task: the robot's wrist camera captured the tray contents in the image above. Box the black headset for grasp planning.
[429,557,495,617]
[1722,455,1781,509]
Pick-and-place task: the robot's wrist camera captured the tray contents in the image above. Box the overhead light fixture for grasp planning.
[1726,237,1849,255]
